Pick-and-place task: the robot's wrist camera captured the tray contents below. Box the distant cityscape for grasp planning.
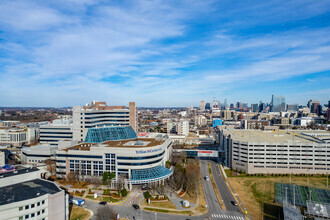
[0,95,329,219]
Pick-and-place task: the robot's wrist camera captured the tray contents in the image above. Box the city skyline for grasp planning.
[0,0,330,107]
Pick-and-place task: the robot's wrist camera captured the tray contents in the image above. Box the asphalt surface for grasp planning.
[209,161,241,213]
[82,160,244,220]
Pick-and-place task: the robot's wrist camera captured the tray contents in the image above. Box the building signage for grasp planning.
[197,150,218,157]
[136,148,162,154]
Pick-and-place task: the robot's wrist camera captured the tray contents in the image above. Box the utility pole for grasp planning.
[285,187,288,205]
[307,169,309,187]
[290,169,291,184]
[293,185,295,207]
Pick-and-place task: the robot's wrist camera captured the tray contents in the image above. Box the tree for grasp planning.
[108,172,115,188]
[96,206,117,220]
[66,172,76,183]
[185,162,199,195]
[144,191,151,199]
[121,188,127,197]
[102,172,109,184]
[44,159,56,175]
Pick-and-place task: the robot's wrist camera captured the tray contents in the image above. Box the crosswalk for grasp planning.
[211,214,245,219]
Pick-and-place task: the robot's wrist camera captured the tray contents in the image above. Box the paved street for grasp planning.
[209,161,241,213]
[83,160,245,220]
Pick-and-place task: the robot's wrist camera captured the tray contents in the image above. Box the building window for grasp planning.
[19,206,23,211]
[31,213,35,217]
[37,211,40,215]
[25,205,29,210]
[31,204,35,208]
[25,215,29,219]
[42,209,45,213]
[19,217,23,220]
[42,200,45,205]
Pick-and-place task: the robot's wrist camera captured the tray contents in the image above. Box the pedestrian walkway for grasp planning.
[211,214,244,219]
[167,190,196,210]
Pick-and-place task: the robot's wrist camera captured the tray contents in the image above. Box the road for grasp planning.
[83,160,244,220]
[209,161,241,213]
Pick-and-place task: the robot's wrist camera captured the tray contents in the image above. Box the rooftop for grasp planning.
[0,179,62,205]
[222,130,330,144]
[84,126,137,143]
[0,167,39,178]
[66,138,165,151]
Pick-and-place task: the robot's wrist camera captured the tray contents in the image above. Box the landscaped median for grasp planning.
[76,188,130,204]
[144,207,194,215]
[69,205,91,220]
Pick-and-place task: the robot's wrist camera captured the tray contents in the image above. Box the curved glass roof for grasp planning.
[84,126,137,143]
[130,165,173,184]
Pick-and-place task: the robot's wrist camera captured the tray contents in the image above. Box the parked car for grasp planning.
[204,176,209,181]
[99,201,107,205]
[132,204,140,210]
[231,201,238,206]
[71,198,85,206]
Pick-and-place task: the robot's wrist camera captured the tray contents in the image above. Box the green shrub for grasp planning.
[144,191,151,199]
[121,188,128,197]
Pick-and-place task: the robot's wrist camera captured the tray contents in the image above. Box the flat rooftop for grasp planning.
[0,179,62,205]
[0,167,39,178]
[222,130,330,144]
[102,138,164,148]
[65,138,165,151]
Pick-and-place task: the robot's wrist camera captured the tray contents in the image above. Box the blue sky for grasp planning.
[0,0,329,107]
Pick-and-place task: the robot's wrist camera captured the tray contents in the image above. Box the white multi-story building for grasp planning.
[72,101,137,142]
[177,120,189,136]
[39,117,73,146]
[166,121,178,134]
[0,127,36,146]
[21,145,58,165]
[195,115,208,127]
[0,167,68,220]
[56,126,173,190]
[219,129,330,174]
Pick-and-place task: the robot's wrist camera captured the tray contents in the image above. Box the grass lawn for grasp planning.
[182,189,197,204]
[143,199,177,209]
[70,205,90,220]
[85,195,120,203]
[144,207,194,215]
[228,174,328,220]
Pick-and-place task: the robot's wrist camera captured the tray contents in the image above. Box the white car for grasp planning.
[204,176,209,181]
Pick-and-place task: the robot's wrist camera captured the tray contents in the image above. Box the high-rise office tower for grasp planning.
[307,99,320,109]
[259,102,266,112]
[251,104,259,112]
[311,102,321,114]
[271,95,286,112]
[200,100,205,111]
[236,102,242,109]
[205,103,211,110]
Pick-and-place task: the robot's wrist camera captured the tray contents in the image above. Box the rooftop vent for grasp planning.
[134,140,144,146]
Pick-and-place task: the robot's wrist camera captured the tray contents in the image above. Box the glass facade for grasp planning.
[271,94,286,112]
[84,126,137,143]
[130,165,173,184]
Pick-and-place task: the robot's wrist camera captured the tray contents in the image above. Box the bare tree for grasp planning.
[185,162,199,195]
[44,159,56,175]
[66,172,76,183]
[96,206,117,220]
